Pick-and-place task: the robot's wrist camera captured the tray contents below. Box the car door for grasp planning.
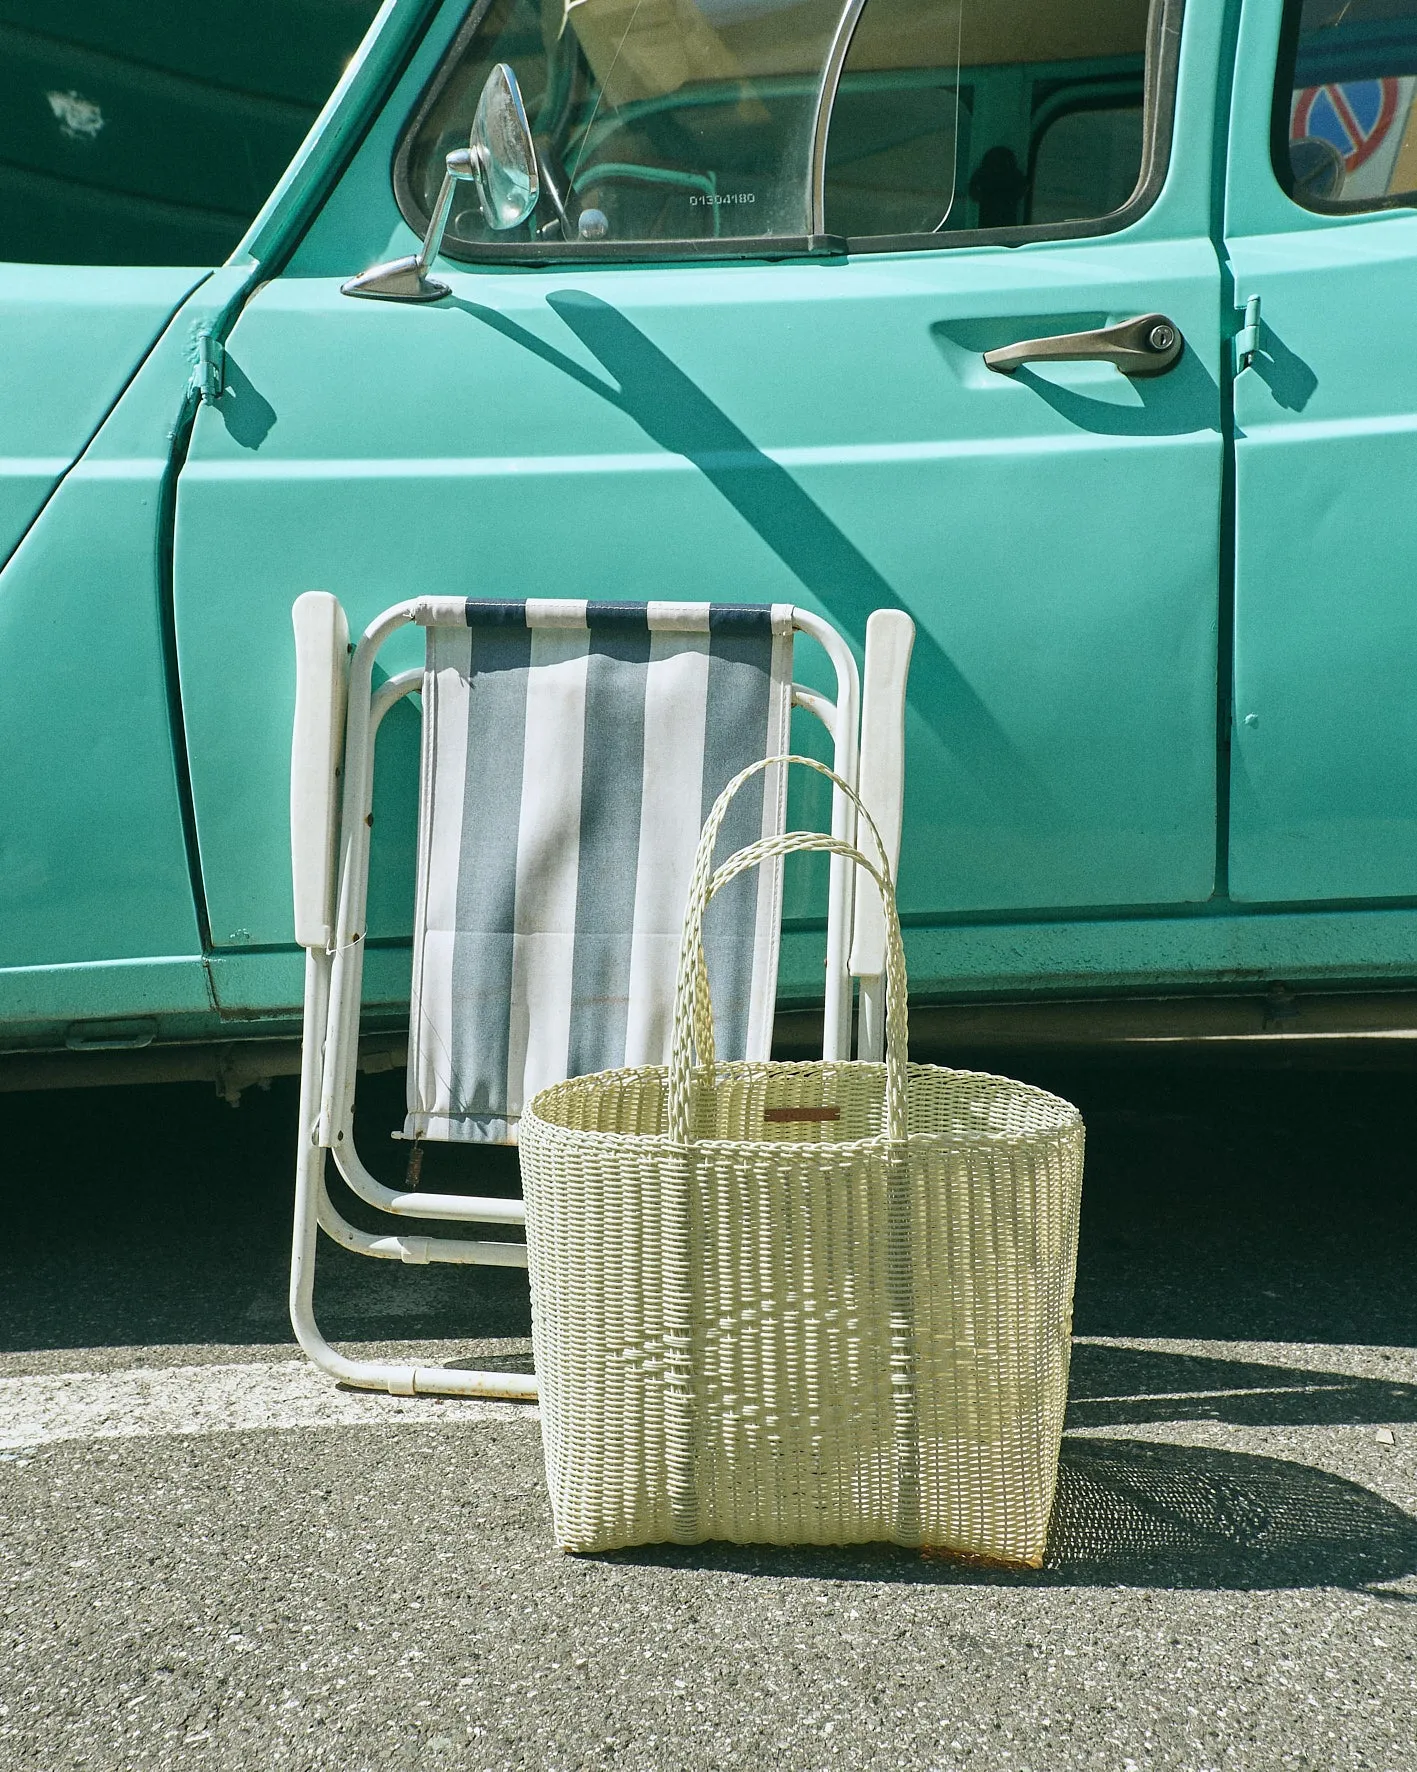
[172,0,1229,1019]
[1226,0,1417,913]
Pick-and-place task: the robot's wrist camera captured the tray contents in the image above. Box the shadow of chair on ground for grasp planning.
[1065,1341,1417,1432]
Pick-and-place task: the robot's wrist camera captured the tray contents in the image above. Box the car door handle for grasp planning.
[983,313,1184,379]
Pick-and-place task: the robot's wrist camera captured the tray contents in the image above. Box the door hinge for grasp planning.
[1234,294,1261,375]
[190,326,225,407]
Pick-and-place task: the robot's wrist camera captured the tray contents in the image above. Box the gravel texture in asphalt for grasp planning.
[1,1061,1415,1771]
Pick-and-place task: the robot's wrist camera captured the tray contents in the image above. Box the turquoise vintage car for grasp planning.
[4,0,1417,1085]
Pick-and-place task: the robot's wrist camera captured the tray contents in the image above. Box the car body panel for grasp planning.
[0,265,202,566]
[1226,0,1417,905]
[6,0,1417,1065]
[0,269,254,1021]
[0,0,442,1046]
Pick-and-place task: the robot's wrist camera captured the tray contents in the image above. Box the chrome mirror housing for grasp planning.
[341,64,540,303]
[469,63,539,231]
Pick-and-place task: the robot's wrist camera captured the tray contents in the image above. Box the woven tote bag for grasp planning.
[521,757,1085,1563]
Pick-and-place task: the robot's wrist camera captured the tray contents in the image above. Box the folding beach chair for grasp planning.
[289,594,913,1400]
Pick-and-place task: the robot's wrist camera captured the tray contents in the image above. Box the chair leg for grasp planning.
[857,973,886,1061]
[315,1170,529,1269]
[289,950,538,1401]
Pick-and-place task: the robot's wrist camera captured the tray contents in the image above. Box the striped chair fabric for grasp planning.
[405,598,795,1143]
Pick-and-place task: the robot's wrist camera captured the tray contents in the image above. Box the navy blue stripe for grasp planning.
[465,599,528,628]
[708,603,773,636]
[584,606,651,634]
[448,625,533,1115]
[567,627,652,1077]
[585,602,650,632]
[700,624,773,1060]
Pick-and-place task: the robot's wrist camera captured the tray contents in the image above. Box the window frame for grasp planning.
[390,0,1184,264]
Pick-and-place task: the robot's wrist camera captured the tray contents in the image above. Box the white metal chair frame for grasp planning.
[290,594,912,1401]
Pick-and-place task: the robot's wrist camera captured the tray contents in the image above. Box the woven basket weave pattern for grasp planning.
[521,757,1084,1561]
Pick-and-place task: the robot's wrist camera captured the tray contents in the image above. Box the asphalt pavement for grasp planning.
[2,1057,1415,1772]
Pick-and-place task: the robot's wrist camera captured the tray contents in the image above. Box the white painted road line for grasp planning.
[0,1362,539,1450]
[9,1341,1408,1453]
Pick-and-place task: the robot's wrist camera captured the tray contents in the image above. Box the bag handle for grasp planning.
[681,752,895,1072]
[668,755,909,1147]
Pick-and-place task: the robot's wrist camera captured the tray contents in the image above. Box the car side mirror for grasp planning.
[341,64,540,303]
[468,63,539,231]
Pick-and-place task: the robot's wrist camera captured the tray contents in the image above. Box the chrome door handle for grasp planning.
[983,313,1184,379]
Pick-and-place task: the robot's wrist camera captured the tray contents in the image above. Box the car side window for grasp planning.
[395,0,1176,261]
[398,0,875,254]
[824,0,1156,242]
[1274,0,1417,212]
[0,2,381,265]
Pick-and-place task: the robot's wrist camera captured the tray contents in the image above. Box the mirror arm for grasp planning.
[341,148,479,304]
[416,149,479,278]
